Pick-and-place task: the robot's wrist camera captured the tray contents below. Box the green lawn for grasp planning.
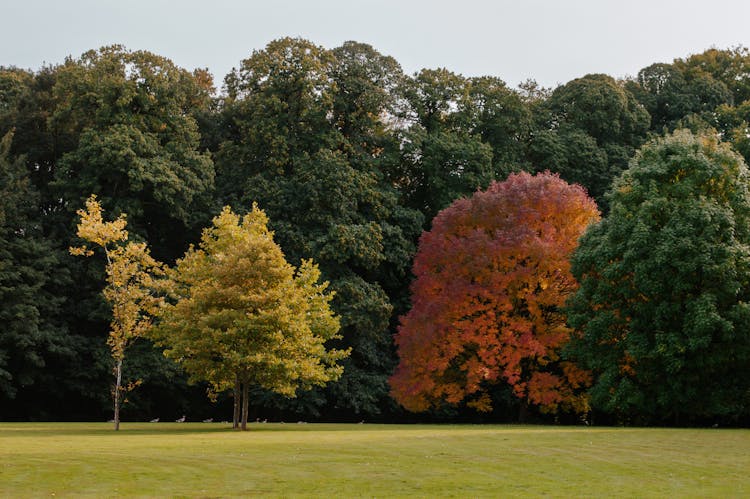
[0,423,747,497]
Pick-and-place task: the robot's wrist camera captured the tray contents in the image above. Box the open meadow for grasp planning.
[0,423,748,497]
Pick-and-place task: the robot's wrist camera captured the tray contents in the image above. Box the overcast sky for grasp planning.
[4,0,750,90]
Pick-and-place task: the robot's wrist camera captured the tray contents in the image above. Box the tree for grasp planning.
[152,205,349,430]
[51,45,215,260]
[216,38,421,418]
[0,131,67,408]
[566,130,750,423]
[391,172,599,416]
[0,65,121,421]
[528,126,610,204]
[0,49,219,421]
[44,47,217,421]
[678,47,750,105]
[393,68,495,224]
[70,195,164,430]
[545,74,650,147]
[626,62,732,132]
[329,41,405,153]
[459,76,533,172]
[716,100,750,167]
[217,37,335,206]
[530,74,650,208]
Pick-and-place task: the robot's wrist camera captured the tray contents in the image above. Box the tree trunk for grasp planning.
[518,400,528,423]
[233,374,240,430]
[114,358,122,431]
[241,381,250,431]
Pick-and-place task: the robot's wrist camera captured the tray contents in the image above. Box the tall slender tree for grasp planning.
[71,195,164,430]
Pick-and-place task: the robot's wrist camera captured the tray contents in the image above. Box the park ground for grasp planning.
[0,422,748,497]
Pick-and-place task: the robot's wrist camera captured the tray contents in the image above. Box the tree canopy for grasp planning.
[529,74,650,208]
[152,205,349,429]
[7,40,750,425]
[566,130,750,423]
[0,132,65,405]
[391,172,599,415]
[215,38,423,417]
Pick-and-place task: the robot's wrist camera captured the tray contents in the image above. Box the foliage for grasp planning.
[627,62,732,132]
[0,132,67,402]
[0,66,63,225]
[70,195,164,429]
[393,68,495,224]
[151,205,349,429]
[51,46,215,259]
[216,38,421,417]
[716,100,750,166]
[6,40,750,423]
[0,48,220,422]
[392,72,532,225]
[566,130,750,422]
[678,47,750,104]
[461,76,532,170]
[530,74,650,207]
[391,172,600,414]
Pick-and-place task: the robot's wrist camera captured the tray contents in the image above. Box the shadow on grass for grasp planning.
[0,422,596,438]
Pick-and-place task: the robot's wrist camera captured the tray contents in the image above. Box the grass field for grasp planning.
[0,423,748,497]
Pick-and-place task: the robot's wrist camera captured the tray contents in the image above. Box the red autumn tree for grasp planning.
[390,172,600,414]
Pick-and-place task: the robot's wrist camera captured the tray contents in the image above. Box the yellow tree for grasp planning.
[70,195,163,430]
[152,205,349,430]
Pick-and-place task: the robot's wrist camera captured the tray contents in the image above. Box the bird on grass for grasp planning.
[202,418,213,423]
[176,415,186,423]
[149,418,159,423]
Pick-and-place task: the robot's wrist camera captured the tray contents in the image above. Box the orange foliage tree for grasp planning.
[390,172,600,414]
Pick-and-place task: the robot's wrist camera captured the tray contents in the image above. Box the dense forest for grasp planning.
[2,39,750,425]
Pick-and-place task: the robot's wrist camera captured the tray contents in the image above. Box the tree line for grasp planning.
[2,39,750,425]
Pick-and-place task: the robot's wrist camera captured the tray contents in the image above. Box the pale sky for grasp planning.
[4,0,750,90]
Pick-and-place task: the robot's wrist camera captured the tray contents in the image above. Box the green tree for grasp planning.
[0,132,68,408]
[216,38,421,418]
[545,74,650,147]
[330,41,405,156]
[530,74,650,208]
[152,205,348,430]
[51,45,215,259]
[716,100,750,167]
[627,62,732,132]
[0,48,218,421]
[678,47,750,105]
[217,37,335,206]
[566,130,750,423]
[71,195,164,430]
[0,66,66,226]
[459,76,532,172]
[393,68,494,224]
[0,67,112,420]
